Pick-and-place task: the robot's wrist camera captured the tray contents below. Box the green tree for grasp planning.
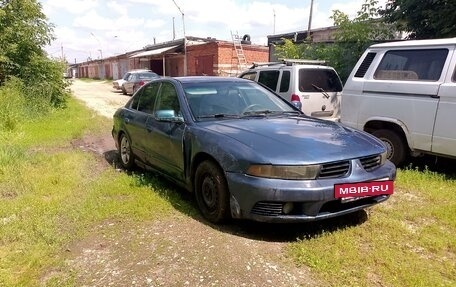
[380,0,456,39]
[0,0,69,108]
[274,0,395,82]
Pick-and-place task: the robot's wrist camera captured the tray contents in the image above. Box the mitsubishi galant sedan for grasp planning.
[112,76,396,224]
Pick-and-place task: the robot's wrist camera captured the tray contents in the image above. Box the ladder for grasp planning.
[231,31,247,73]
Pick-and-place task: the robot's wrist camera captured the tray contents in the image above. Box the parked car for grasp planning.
[341,38,456,166]
[122,71,159,95]
[113,69,152,91]
[239,59,343,121]
[112,76,396,224]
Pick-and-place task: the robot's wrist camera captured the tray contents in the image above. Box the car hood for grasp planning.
[199,116,385,164]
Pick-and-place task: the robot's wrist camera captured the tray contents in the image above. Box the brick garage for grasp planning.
[187,41,269,76]
[74,37,269,79]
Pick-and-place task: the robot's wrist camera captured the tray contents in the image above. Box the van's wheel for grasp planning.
[372,129,406,166]
[118,133,135,169]
[194,160,230,223]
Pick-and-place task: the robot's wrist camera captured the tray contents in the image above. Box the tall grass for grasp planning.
[0,97,187,286]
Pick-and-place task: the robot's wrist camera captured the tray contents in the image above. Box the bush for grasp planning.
[0,77,26,131]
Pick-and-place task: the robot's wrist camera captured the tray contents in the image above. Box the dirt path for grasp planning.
[67,79,320,287]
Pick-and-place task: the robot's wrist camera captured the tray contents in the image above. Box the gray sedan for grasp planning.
[122,71,159,95]
[112,77,396,224]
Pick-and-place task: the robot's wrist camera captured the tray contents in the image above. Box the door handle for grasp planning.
[429,95,440,99]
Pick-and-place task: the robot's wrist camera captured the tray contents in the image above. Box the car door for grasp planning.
[124,74,136,94]
[122,84,159,161]
[432,49,456,156]
[361,48,449,152]
[144,81,186,181]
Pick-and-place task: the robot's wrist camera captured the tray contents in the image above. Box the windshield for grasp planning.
[182,81,297,119]
[299,68,343,92]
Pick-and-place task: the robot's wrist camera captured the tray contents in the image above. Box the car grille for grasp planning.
[251,202,283,216]
[360,155,381,171]
[318,161,350,179]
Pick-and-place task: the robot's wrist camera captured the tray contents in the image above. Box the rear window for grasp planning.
[298,69,343,92]
[374,49,448,81]
[240,72,257,81]
[258,70,280,91]
[138,72,159,79]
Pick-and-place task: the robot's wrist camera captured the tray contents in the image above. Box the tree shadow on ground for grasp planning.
[402,155,456,179]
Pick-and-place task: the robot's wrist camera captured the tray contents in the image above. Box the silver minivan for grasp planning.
[341,38,456,165]
[239,59,343,121]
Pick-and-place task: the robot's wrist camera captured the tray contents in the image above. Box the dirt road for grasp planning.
[70,79,129,118]
[68,79,320,287]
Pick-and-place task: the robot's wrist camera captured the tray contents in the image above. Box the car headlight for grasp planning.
[246,164,320,180]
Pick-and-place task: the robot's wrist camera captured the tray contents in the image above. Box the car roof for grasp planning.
[173,76,251,84]
[370,37,456,49]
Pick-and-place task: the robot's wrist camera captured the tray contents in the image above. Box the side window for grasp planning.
[279,71,291,92]
[258,70,280,91]
[240,72,257,80]
[453,65,456,82]
[137,83,160,114]
[374,49,449,81]
[154,82,181,117]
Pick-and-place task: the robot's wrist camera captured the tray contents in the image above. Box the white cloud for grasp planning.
[42,0,99,15]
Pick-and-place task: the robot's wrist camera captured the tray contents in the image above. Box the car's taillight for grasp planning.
[291,94,300,102]
[139,80,145,86]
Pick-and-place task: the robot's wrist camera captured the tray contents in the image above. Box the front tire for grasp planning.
[118,133,135,169]
[372,129,406,166]
[194,160,230,223]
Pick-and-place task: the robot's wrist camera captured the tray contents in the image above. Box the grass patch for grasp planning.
[288,167,456,286]
[0,98,191,286]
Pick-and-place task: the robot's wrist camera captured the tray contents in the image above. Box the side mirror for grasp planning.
[155,110,184,123]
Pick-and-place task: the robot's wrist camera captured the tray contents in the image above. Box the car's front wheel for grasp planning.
[194,160,230,223]
[118,133,135,169]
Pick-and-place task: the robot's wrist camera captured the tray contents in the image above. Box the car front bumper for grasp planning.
[226,161,396,223]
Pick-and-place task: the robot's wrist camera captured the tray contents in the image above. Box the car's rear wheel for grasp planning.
[372,129,406,166]
[118,133,135,169]
[194,160,230,223]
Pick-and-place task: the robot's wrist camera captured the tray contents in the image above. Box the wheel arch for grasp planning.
[363,119,411,150]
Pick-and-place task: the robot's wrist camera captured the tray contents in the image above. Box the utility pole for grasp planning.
[307,0,314,42]
[273,9,276,34]
[172,0,187,76]
[173,17,176,40]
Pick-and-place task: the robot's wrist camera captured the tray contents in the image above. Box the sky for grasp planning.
[40,0,388,64]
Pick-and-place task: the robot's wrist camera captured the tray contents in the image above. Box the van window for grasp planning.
[279,71,290,92]
[299,69,343,92]
[452,65,456,82]
[258,70,280,91]
[374,49,448,81]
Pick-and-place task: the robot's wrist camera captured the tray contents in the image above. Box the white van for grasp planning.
[239,59,343,121]
[341,38,456,165]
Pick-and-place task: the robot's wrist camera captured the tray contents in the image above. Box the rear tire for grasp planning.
[372,129,406,166]
[194,160,230,223]
[118,133,135,169]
